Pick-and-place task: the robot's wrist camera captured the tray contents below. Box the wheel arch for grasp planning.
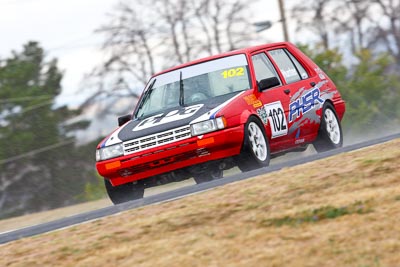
[318,99,335,121]
[239,113,271,149]
[313,100,343,152]
[324,99,335,109]
[235,115,271,171]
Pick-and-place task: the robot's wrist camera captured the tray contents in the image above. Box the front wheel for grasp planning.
[313,102,343,152]
[104,179,145,205]
[236,117,270,172]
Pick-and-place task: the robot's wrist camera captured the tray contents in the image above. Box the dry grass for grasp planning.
[1,139,399,267]
[0,198,111,233]
[0,179,196,233]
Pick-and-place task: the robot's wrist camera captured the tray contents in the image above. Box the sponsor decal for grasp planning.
[244,94,263,108]
[295,138,305,144]
[295,128,301,139]
[264,101,288,138]
[315,67,326,80]
[281,68,299,79]
[256,106,268,125]
[252,101,263,108]
[289,88,324,122]
[133,104,203,131]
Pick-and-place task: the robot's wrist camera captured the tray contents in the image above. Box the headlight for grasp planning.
[191,117,226,136]
[96,143,124,161]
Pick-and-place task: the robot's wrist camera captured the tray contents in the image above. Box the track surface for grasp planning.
[1,133,399,244]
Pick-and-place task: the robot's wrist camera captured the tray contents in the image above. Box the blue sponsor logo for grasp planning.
[289,88,324,122]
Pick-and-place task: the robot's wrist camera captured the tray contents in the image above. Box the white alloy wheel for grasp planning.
[247,122,268,161]
[324,108,341,145]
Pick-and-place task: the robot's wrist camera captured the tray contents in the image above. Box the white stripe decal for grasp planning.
[190,91,246,123]
[103,125,125,147]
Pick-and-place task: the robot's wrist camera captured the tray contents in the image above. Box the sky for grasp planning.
[0,0,288,108]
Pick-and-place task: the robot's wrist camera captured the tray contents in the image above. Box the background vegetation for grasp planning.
[0,0,399,219]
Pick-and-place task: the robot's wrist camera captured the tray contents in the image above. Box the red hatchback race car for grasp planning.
[96,42,346,204]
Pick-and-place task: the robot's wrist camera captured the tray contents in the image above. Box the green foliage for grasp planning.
[77,174,107,202]
[262,201,372,227]
[298,44,347,84]
[0,42,96,219]
[342,50,400,133]
[0,42,61,157]
[299,44,400,137]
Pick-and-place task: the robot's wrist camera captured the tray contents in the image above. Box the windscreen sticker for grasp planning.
[133,104,203,131]
[281,68,298,79]
[221,67,245,78]
[264,101,288,138]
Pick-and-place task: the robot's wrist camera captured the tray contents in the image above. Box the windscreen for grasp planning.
[135,54,251,118]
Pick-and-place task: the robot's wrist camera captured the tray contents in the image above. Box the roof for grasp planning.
[153,42,292,77]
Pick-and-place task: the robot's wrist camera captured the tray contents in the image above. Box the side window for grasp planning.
[251,53,281,85]
[268,49,308,83]
[288,52,309,79]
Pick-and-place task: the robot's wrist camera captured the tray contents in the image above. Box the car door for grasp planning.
[267,47,318,145]
[250,51,293,151]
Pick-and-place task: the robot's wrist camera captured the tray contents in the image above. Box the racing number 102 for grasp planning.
[264,101,288,138]
[221,67,244,78]
[269,108,286,132]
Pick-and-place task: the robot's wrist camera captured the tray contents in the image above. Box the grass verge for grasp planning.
[1,139,399,267]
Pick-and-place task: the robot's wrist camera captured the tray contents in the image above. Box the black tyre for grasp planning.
[313,102,343,153]
[236,117,270,172]
[193,168,223,184]
[104,179,145,205]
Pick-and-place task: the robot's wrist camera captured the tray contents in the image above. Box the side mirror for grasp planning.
[258,77,280,91]
[118,114,131,126]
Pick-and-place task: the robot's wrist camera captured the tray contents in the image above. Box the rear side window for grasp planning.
[251,53,281,84]
[268,49,309,84]
[288,52,309,79]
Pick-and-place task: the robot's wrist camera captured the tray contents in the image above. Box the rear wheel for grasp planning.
[104,179,145,205]
[313,102,343,152]
[236,117,270,172]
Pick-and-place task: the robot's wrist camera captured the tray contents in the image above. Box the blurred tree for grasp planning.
[292,0,334,50]
[292,0,400,65]
[342,49,400,133]
[292,0,400,138]
[297,44,347,83]
[83,0,257,114]
[300,44,400,137]
[0,42,96,218]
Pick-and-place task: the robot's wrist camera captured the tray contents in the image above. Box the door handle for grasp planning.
[284,89,291,95]
[310,82,316,87]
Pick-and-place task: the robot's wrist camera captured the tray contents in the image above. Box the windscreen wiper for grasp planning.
[136,78,157,117]
[179,71,184,106]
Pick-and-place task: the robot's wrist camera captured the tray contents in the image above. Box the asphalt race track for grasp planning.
[1,132,399,244]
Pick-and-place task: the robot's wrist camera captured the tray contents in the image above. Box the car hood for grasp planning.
[100,91,245,147]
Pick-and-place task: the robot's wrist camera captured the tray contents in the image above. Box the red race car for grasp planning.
[96,42,346,204]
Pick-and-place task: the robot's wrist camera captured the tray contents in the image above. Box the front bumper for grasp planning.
[96,125,244,186]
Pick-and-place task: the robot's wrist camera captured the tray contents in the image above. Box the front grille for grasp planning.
[123,125,191,155]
